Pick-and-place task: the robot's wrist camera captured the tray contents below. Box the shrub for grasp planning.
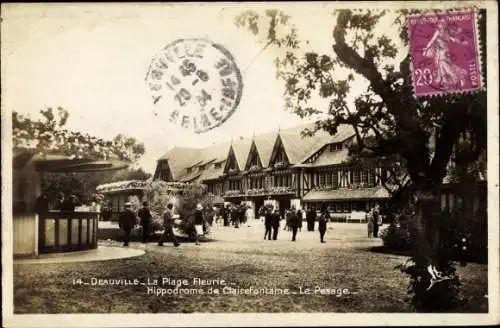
[381,215,412,252]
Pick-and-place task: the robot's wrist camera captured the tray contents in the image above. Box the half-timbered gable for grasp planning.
[244,141,263,171]
[223,146,239,173]
[268,134,289,168]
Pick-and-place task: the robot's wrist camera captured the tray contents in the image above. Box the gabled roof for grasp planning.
[277,123,354,165]
[231,137,253,169]
[158,147,201,181]
[295,147,350,168]
[253,131,278,168]
[292,124,356,164]
[244,140,264,170]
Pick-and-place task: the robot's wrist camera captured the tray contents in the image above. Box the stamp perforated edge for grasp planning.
[408,7,486,99]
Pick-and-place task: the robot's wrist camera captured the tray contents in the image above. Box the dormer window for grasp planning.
[214,162,222,169]
[199,165,205,171]
[329,143,343,152]
[187,167,192,174]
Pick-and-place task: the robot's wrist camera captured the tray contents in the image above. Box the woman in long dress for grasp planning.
[422,19,469,89]
[367,211,374,239]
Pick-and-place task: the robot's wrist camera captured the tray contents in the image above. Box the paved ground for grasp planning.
[13,221,488,313]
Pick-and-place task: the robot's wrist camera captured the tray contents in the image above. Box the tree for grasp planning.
[13,107,146,162]
[236,8,487,311]
[13,107,148,203]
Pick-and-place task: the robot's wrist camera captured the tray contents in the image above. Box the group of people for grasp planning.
[34,192,81,215]
[118,201,207,247]
[214,203,251,228]
[262,204,330,243]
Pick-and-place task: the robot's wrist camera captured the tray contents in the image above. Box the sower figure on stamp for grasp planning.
[318,204,329,243]
[138,201,152,243]
[119,202,137,247]
[158,203,180,247]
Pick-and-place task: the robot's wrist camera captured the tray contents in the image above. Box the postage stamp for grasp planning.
[145,38,243,134]
[408,9,483,97]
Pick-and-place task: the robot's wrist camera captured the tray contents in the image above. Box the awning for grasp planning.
[303,186,390,202]
[14,151,128,172]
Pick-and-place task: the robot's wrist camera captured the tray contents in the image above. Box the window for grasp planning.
[199,165,205,171]
[368,169,376,186]
[187,167,192,174]
[332,169,338,188]
[329,143,343,152]
[215,162,222,169]
[360,170,368,184]
[319,173,326,186]
[343,202,350,213]
[325,172,332,186]
[353,169,360,185]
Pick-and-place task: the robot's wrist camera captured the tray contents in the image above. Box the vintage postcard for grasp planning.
[2,1,499,327]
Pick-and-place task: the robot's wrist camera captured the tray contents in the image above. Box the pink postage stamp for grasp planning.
[408,9,483,97]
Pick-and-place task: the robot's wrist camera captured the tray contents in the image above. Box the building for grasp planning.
[153,123,391,219]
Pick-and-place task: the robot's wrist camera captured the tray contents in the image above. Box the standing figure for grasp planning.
[138,201,152,243]
[158,203,180,247]
[372,204,381,238]
[193,204,204,245]
[222,205,230,226]
[306,207,316,231]
[284,209,291,231]
[264,206,273,240]
[367,210,374,239]
[271,208,281,240]
[119,202,137,247]
[290,207,301,242]
[318,204,329,243]
[35,192,49,217]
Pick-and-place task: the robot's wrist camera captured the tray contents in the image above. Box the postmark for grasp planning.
[408,9,483,97]
[145,38,243,133]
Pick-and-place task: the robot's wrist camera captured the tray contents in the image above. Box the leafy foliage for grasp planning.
[236,7,487,312]
[143,180,180,219]
[13,107,149,202]
[13,107,146,162]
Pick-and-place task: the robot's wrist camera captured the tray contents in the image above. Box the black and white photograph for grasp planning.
[2,2,498,327]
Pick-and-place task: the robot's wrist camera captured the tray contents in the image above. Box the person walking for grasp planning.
[138,201,152,243]
[119,202,137,247]
[318,204,329,243]
[306,207,316,231]
[264,205,273,240]
[193,204,204,245]
[290,207,301,242]
[222,204,230,226]
[158,203,180,247]
[271,208,281,240]
[372,204,381,238]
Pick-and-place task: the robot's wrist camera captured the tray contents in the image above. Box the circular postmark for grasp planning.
[145,38,243,133]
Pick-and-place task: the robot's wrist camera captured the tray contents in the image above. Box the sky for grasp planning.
[2,3,403,173]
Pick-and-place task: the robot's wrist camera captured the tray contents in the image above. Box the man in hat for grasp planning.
[159,203,180,247]
[271,207,281,240]
[138,201,152,243]
[264,205,273,240]
[119,202,137,246]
